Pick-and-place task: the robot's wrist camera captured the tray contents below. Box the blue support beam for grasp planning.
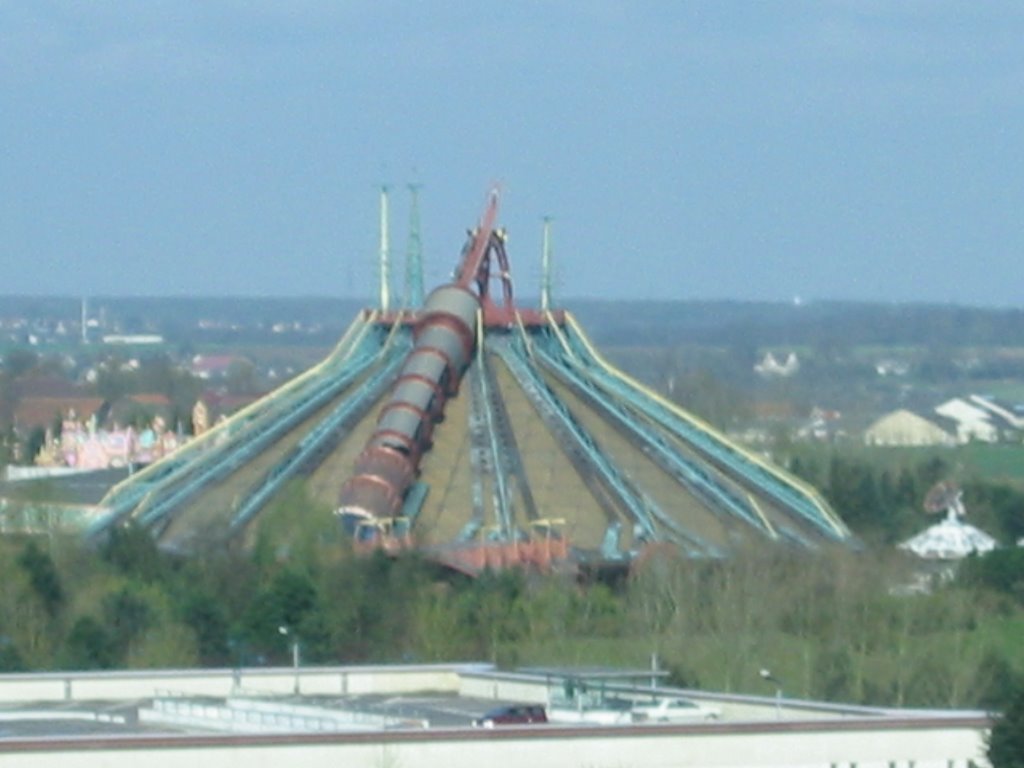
[93,318,383,527]
[228,349,407,533]
[558,323,848,542]
[134,340,404,531]
[85,325,398,539]
[532,338,768,543]
[495,336,705,553]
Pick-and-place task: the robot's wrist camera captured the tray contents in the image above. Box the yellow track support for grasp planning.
[544,309,576,361]
[512,310,534,357]
[746,493,778,541]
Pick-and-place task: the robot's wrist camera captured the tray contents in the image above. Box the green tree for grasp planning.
[3,348,39,379]
[225,360,258,395]
[916,456,950,492]
[180,591,230,665]
[826,457,882,532]
[0,641,25,672]
[95,366,133,401]
[965,482,1024,544]
[64,616,117,670]
[813,644,853,701]
[973,651,1021,711]
[958,548,1024,605]
[895,468,918,508]
[17,542,63,616]
[23,426,46,465]
[451,570,527,665]
[133,354,203,424]
[989,680,1024,767]
[242,568,322,660]
[102,587,153,660]
[101,524,168,583]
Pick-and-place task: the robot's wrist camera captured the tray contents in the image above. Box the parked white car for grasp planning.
[547,697,634,725]
[630,697,721,723]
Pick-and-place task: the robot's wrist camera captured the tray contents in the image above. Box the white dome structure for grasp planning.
[899,488,996,560]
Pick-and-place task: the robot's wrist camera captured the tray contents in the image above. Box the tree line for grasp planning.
[786,452,1024,546]
[2,474,1024,715]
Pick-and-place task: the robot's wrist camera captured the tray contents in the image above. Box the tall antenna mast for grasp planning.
[81,297,88,344]
[378,185,391,312]
[405,183,424,308]
[540,216,553,312]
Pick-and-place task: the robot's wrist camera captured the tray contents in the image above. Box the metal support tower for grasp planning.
[540,216,553,312]
[378,185,392,312]
[405,183,425,308]
[80,297,88,344]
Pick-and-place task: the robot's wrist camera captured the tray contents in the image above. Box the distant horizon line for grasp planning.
[0,294,1021,311]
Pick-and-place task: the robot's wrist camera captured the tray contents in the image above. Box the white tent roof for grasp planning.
[899,514,997,560]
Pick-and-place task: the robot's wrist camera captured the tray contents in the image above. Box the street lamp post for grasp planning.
[278,626,301,695]
[227,637,245,693]
[759,668,783,719]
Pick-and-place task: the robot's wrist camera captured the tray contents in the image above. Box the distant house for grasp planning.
[14,391,174,434]
[8,384,184,471]
[14,396,106,432]
[189,354,249,380]
[968,394,1024,438]
[754,352,799,378]
[899,488,996,563]
[797,407,844,442]
[934,398,999,443]
[12,377,83,400]
[101,334,164,345]
[32,409,182,471]
[934,395,1022,443]
[751,401,796,421]
[875,359,910,377]
[130,393,173,409]
[863,409,955,447]
[106,394,174,430]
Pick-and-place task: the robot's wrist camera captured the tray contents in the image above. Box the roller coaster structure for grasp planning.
[85,191,853,573]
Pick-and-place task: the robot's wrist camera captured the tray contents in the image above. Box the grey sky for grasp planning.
[2,2,1023,305]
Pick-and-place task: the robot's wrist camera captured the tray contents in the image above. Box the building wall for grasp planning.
[0,665,475,704]
[935,399,998,443]
[0,720,989,768]
[864,410,955,447]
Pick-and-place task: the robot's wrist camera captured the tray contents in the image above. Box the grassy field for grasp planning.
[959,443,1024,484]
[820,443,1024,486]
[985,381,1024,401]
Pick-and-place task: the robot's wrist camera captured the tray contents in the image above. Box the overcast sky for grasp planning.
[2,2,1023,305]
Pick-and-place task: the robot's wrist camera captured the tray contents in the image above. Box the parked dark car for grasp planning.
[472,704,548,727]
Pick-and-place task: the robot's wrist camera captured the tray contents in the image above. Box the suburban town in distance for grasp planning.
[3,292,1023,491]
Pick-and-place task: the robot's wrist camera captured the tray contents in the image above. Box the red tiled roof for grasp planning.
[14,397,106,430]
[191,355,245,374]
[12,377,84,399]
[131,393,172,407]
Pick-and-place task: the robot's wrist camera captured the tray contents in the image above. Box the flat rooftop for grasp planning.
[0,663,985,736]
[0,663,991,768]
